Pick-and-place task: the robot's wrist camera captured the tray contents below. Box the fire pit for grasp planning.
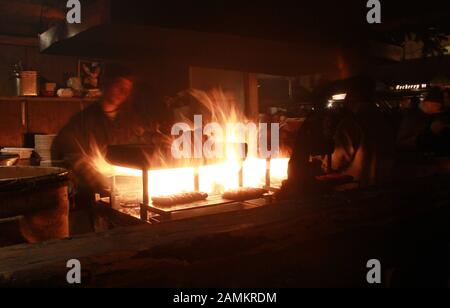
[87,89,292,223]
[103,144,288,222]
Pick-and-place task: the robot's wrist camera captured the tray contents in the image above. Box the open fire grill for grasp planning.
[98,144,288,223]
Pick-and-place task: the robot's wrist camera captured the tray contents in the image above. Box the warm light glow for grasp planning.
[199,162,239,195]
[395,84,427,91]
[149,167,195,197]
[269,158,290,188]
[89,88,289,200]
[243,158,267,188]
[332,93,347,101]
[100,157,289,198]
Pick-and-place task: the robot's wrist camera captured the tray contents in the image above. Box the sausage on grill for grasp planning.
[152,192,208,207]
[222,188,267,201]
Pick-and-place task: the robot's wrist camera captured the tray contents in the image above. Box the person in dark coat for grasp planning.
[278,87,340,198]
[417,88,450,157]
[331,76,396,187]
[52,65,166,232]
[396,97,429,153]
[54,66,145,191]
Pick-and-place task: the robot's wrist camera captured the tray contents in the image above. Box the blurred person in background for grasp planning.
[396,96,429,153]
[417,88,450,157]
[279,85,341,197]
[331,76,396,187]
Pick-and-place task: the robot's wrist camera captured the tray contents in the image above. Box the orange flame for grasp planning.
[89,88,289,198]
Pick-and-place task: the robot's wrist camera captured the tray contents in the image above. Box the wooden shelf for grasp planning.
[0,97,98,147]
[0,96,98,102]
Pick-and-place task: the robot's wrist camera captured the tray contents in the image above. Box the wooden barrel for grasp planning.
[0,167,70,244]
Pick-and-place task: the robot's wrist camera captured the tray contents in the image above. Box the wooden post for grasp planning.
[265,158,271,190]
[110,176,117,209]
[141,169,149,222]
[244,73,259,122]
[238,161,244,188]
[194,167,200,192]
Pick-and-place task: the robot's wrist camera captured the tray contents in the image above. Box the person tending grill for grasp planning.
[52,65,165,230]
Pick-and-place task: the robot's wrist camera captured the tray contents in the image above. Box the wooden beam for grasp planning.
[0,35,38,47]
[0,2,65,22]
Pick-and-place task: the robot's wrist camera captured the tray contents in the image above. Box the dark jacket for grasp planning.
[332,103,396,187]
[417,111,450,157]
[52,101,152,193]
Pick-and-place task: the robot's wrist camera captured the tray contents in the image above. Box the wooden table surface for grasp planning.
[0,173,449,287]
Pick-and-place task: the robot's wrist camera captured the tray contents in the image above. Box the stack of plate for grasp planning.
[35,134,57,164]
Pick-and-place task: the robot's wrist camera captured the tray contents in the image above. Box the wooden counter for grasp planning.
[0,173,449,287]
